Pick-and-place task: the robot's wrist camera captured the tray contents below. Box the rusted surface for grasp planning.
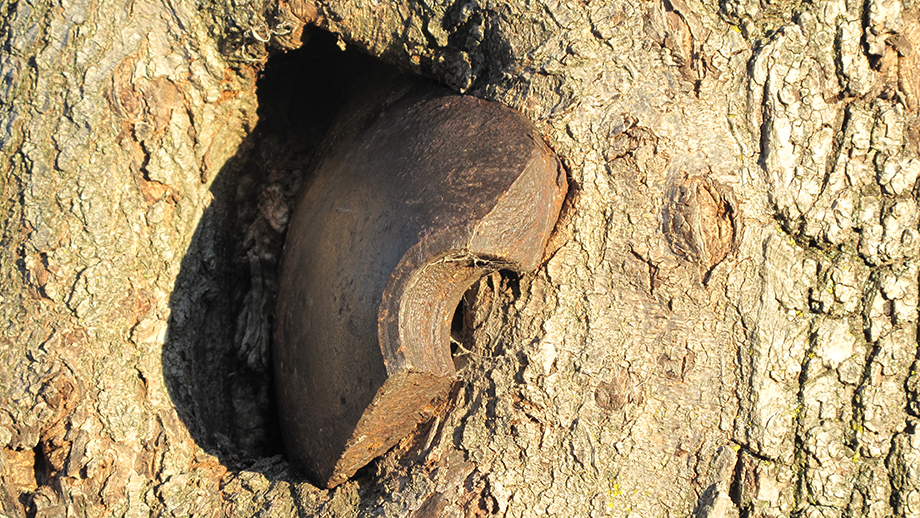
[274,74,567,488]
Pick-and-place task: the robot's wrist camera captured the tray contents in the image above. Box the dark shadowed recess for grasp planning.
[162,28,395,473]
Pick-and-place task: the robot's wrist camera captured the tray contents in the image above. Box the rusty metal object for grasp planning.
[274,77,567,488]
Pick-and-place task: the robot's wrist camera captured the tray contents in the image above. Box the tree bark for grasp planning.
[1,0,918,516]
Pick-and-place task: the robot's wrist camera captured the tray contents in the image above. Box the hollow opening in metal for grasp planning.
[448,269,518,370]
[450,280,482,372]
[450,296,468,355]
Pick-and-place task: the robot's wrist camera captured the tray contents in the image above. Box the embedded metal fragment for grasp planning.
[274,77,567,488]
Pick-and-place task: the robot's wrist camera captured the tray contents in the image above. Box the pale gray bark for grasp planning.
[1,0,918,516]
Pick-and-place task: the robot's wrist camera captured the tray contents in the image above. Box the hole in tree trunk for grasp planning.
[165,24,542,486]
[164,27,423,470]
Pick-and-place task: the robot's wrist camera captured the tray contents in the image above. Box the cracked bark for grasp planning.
[1,0,918,516]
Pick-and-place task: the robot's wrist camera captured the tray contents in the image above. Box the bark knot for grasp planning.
[594,368,644,412]
[662,174,739,276]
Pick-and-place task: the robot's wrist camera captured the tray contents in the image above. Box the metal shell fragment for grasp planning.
[274,77,567,488]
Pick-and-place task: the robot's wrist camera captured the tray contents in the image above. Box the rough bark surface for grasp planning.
[0,0,918,516]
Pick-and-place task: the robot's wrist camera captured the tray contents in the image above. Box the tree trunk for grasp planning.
[1,0,918,515]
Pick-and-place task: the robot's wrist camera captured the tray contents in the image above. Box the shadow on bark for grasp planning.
[161,28,383,475]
